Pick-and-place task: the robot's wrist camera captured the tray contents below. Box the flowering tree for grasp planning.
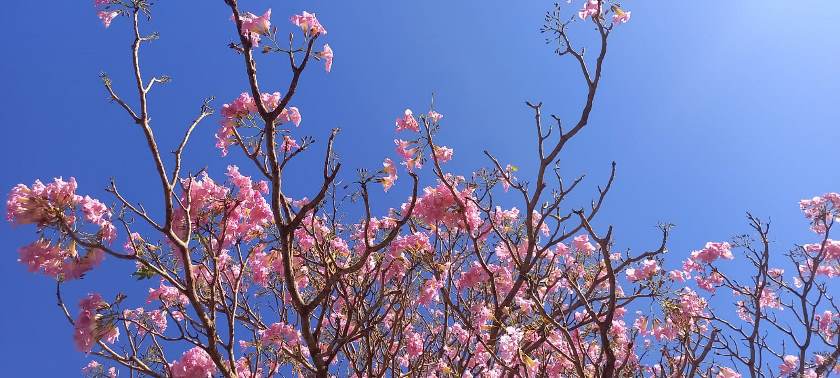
[6,1,840,377]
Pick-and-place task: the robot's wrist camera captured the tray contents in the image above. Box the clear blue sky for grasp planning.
[2,1,839,375]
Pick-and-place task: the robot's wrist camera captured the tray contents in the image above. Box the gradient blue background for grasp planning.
[1,1,839,375]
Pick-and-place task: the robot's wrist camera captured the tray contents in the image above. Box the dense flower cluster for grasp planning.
[170,347,217,378]
[74,293,119,353]
[8,177,114,279]
[410,177,482,231]
[260,322,302,349]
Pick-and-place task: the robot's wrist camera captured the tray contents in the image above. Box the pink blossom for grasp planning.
[63,248,105,280]
[278,106,302,127]
[418,276,443,306]
[98,11,119,28]
[759,288,782,310]
[573,234,596,254]
[652,321,677,341]
[396,109,420,132]
[281,135,299,152]
[290,11,327,37]
[669,269,691,282]
[611,6,631,24]
[498,326,523,364]
[147,280,189,307]
[390,232,432,255]
[217,93,300,155]
[393,136,417,162]
[405,330,424,358]
[779,355,798,375]
[235,357,263,378]
[690,241,734,264]
[696,271,724,292]
[768,268,784,279]
[457,261,490,290]
[433,146,454,163]
[411,179,482,231]
[18,240,104,280]
[248,249,278,287]
[239,9,272,35]
[678,288,708,319]
[261,322,301,348]
[717,367,741,378]
[7,177,78,225]
[318,44,333,72]
[74,293,119,353]
[220,92,256,119]
[381,158,398,192]
[394,139,419,170]
[234,9,271,46]
[625,259,660,282]
[82,361,117,378]
[815,310,837,338]
[578,0,600,20]
[800,193,840,233]
[170,347,217,378]
[427,110,443,123]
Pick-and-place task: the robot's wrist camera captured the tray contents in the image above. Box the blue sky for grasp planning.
[1,1,839,375]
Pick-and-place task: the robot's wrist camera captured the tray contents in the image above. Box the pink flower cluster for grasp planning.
[800,192,840,233]
[798,240,840,278]
[74,293,119,353]
[690,242,734,264]
[815,310,838,338]
[410,179,482,231]
[224,165,273,241]
[395,139,422,172]
[261,322,301,349]
[578,0,600,20]
[8,177,79,225]
[290,11,327,37]
[94,1,119,28]
[147,280,189,307]
[170,347,217,378]
[8,177,116,279]
[717,367,741,378]
[7,177,116,240]
[381,158,398,192]
[405,329,424,358]
[18,240,105,280]
[433,145,454,164]
[457,261,490,290]
[216,92,301,156]
[625,259,661,282]
[317,44,333,72]
[82,360,117,378]
[418,276,443,306]
[171,167,271,247]
[396,109,419,132]
[779,355,798,376]
[235,9,272,46]
[611,5,631,24]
